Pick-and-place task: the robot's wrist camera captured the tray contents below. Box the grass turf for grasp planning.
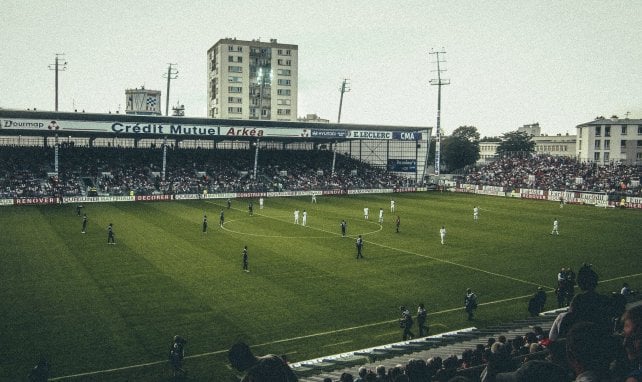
[0,192,640,381]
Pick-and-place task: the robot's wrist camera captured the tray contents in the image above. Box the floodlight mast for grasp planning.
[333,79,351,176]
[429,49,450,176]
[163,64,179,116]
[48,53,67,111]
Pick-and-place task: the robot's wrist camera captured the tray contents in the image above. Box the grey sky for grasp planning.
[2,0,640,137]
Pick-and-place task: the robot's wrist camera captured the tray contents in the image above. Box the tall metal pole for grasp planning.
[333,79,351,176]
[162,136,168,181]
[48,54,67,111]
[54,134,59,177]
[429,49,450,176]
[253,139,260,179]
[163,64,179,116]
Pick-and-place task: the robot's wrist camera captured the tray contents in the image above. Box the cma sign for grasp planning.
[394,131,422,141]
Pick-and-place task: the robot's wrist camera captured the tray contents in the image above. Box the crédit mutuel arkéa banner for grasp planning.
[1,118,422,140]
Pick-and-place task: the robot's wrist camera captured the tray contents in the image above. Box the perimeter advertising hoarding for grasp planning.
[387,159,417,172]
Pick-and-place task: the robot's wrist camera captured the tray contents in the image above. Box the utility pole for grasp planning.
[163,64,179,116]
[48,54,67,111]
[429,49,450,176]
[337,79,351,124]
[333,79,351,176]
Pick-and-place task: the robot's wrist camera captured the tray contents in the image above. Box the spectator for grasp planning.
[375,365,387,382]
[566,321,616,381]
[228,342,298,382]
[493,359,568,382]
[27,357,50,382]
[558,264,613,338]
[621,306,642,382]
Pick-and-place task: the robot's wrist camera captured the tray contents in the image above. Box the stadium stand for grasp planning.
[464,154,642,196]
[0,146,414,197]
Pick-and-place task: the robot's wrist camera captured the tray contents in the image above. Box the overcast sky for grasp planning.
[2,0,641,137]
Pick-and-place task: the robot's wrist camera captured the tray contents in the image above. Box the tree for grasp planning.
[441,126,480,171]
[496,131,535,157]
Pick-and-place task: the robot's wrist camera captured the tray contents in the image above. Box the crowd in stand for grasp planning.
[0,146,414,198]
[464,154,642,196]
[314,264,641,382]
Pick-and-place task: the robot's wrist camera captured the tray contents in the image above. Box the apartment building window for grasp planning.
[228,76,242,83]
[638,152,642,161]
[594,152,600,161]
[604,152,610,162]
[595,126,601,136]
[277,69,291,76]
[277,109,291,115]
[229,66,242,73]
[228,56,242,63]
[277,88,291,96]
[638,125,642,135]
[228,107,242,114]
[228,97,242,103]
[277,79,291,86]
[605,126,611,137]
[277,99,291,106]
[621,140,627,148]
[228,45,234,51]
[622,125,627,135]
[604,140,610,150]
[228,86,242,93]
[638,140,642,147]
[594,140,600,149]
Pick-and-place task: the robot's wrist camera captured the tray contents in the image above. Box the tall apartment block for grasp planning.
[207,38,298,121]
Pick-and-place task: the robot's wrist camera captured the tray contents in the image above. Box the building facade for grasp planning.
[576,117,642,165]
[207,38,298,121]
[532,134,576,157]
[125,87,162,116]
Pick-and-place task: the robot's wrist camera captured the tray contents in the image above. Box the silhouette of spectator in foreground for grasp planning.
[228,342,298,381]
[27,357,50,382]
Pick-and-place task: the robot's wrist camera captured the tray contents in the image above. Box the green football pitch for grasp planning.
[1,192,640,381]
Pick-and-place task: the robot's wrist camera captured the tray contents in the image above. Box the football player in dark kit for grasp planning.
[242,246,249,272]
[356,235,363,259]
[400,306,415,340]
[220,210,225,227]
[248,201,254,216]
[227,198,231,209]
[340,220,347,237]
[81,213,88,234]
[76,204,83,216]
[107,223,115,244]
[202,214,208,233]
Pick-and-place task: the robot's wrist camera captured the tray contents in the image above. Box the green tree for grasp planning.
[441,126,480,171]
[496,131,535,157]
